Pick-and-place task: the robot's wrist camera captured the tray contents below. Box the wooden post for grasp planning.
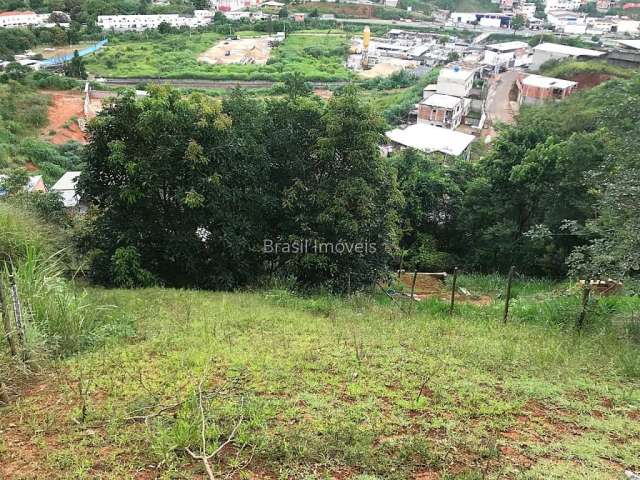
[577,280,591,330]
[0,274,17,357]
[411,270,418,300]
[449,267,458,315]
[503,266,515,324]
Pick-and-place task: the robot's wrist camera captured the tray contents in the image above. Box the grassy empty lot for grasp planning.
[85,31,352,82]
[1,280,639,479]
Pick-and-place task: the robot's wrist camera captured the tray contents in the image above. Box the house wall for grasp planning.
[518,82,576,104]
[417,103,463,129]
[0,12,41,28]
[436,72,474,97]
[530,49,571,70]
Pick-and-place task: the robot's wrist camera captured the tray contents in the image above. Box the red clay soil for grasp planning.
[570,73,613,90]
[41,90,87,145]
[397,273,491,305]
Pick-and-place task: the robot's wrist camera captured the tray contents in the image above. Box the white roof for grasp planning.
[261,1,284,6]
[420,93,462,109]
[408,45,431,57]
[522,74,577,89]
[386,124,475,157]
[533,42,605,58]
[52,171,81,207]
[52,171,81,191]
[486,41,529,51]
[618,39,640,50]
[438,67,475,82]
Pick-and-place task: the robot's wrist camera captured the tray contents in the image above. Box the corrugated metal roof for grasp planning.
[386,124,475,157]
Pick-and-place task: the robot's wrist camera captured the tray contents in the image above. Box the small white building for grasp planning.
[97,12,213,31]
[0,10,40,28]
[386,124,475,159]
[483,41,530,70]
[544,0,582,12]
[51,171,81,208]
[530,42,605,70]
[436,66,475,98]
[546,9,587,27]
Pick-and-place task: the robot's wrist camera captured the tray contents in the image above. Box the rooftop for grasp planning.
[533,42,605,58]
[438,66,475,82]
[386,124,475,157]
[0,10,36,16]
[618,39,640,50]
[521,74,577,89]
[420,93,463,109]
[486,41,529,52]
[52,171,81,191]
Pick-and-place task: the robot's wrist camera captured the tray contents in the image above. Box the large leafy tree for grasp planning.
[79,85,401,291]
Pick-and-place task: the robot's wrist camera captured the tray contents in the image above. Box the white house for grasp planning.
[544,0,582,12]
[483,41,530,70]
[51,171,81,208]
[436,66,475,98]
[546,9,587,28]
[417,93,466,130]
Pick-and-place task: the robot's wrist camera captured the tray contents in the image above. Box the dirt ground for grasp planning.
[358,60,417,79]
[32,42,93,60]
[570,73,613,90]
[40,91,104,145]
[198,37,272,65]
[397,272,491,305]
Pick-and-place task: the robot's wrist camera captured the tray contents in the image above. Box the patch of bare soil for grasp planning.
[198,37,272,65]
[397,273,492,305]
[41,91,87,145]
[571,73,613,90]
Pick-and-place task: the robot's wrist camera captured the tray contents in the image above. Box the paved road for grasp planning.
[485,69,519,127]
[99,78,349,89]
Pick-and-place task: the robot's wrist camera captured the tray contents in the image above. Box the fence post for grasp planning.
[577,280,591,330]
[0,274,17,357]
[8,273,25,350]
[449,267,458,315]
[411,270,418,300]
[503,266,515,324]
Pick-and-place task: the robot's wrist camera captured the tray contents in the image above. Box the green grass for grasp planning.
[1,285,638,479]
[85,31,352,82]
[453,0,501,13]
[539,59,636,81]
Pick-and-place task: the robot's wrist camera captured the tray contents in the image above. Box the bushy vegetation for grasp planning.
[540,58,635,80]
[0,203,125,362]
[78,85,398,291]
[84,30,352,82]
[0,80,85,182]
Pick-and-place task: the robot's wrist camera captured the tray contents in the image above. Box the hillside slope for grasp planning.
[1,287,639,479]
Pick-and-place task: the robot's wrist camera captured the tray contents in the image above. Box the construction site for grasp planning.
[197,34,283,65]
[348,27,473,78]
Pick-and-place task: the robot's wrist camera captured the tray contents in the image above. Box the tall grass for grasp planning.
[0,204,121,361]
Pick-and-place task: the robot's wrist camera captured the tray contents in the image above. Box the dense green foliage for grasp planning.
[0,81,84,183]
[394,76,640,278]
[78,85,399,290]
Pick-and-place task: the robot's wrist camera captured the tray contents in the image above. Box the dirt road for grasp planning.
[485,69,519,127]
